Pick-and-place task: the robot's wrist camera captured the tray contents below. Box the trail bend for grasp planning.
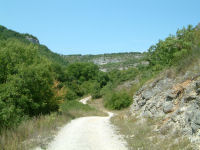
[37,97,127,150]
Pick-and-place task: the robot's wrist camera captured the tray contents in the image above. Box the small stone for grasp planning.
[193,111,200,125]
[163,101,173,113]
[138,100,146,107]
[196,88,200,95]
[142,91,153,100]
[184,96,196,103]
[191,122,200,133]
[142,110,152,117]
[166,94,176,101]
[196,81,200,89]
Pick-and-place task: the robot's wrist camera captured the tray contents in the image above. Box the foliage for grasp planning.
[0,25,68,66]
[0,39,58,128]
[90,81,101,99]
[63,62,109,99]
[104,91,132,110]
[147,25,199,71]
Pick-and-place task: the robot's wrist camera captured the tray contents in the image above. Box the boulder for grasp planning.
[196,88,200,95]
[163,101,173,113]
[142,91,153,100]
[138,99,146,107]
[196,81,200,89]
[193,111,200,125]
[25,36,40,44]
[191,122,200,133]
[183,90,197,103]
[184,96,196,103]
[166,93,177,101]
[142,110,152,117]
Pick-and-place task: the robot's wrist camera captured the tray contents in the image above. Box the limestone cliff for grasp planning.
[131,64,200,145]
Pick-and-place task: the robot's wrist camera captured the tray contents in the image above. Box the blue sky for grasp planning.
[0,0,199,55]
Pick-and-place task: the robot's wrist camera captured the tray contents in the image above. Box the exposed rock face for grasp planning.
[25,36,40,44]
[130,72,200,143]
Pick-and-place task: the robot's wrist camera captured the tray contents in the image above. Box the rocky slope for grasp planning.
[63,52,147,72]
[130,63,200,146]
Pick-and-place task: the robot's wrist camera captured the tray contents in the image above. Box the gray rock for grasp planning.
[142,110,152,117]
[25,36,40,44]
[191,122,200,133]
[182,128,193,135]
[196,81,200,89]
[166,93,176,101]
[196,88,200,95]
[138,100,146,107]
[195,97,200,106]
[193,111,200,125]
[185,110,194,124]
[142,91,153,100]
[184,95,196,103]
[163,101,173,113]
[171,112,181,122]
[149,107,157,114]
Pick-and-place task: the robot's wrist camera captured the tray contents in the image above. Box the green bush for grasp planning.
[0,39,58,128]
[65,88,78,100]
[90,81,101,99]
[104,91,132,110]
[63,62,109,99]
[147,25,196,69]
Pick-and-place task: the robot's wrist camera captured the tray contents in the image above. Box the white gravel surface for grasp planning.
[79,96,91,104]
[46,112,127,150]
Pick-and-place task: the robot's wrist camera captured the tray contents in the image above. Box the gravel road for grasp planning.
[36,97,127,150]
[46,112,127,150]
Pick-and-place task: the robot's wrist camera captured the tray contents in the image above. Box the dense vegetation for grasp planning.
[61,62,109,100]
[104,91,132,110]
[0,39,60,128]
[147,24,200,71]
[0,26,109,130]
[0,25,68,66]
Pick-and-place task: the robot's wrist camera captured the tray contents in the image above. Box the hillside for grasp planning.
[0,25,147,72]
[63,52,147,72]
[0,25,68,66]
[111,23,200,149]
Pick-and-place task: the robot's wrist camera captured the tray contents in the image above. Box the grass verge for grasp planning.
[111,113,193,150]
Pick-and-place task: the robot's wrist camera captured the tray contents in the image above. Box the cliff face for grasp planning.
[131,64,200,144]
[64,53,146,72]
[25,36,40,44]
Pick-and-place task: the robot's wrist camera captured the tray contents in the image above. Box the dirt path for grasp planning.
[79,96,91,104]
[37,97,127,150]
[46,113,127,150]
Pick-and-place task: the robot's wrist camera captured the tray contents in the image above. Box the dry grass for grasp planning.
[111,113,194,150]
[0,100,105,150]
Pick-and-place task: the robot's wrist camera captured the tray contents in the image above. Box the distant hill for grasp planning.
[0,25,68,66]
[63,52,147,72]
[0,25,148,71]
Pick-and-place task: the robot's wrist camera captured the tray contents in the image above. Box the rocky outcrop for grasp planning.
[131,71,200,144]
[25,36,40,44]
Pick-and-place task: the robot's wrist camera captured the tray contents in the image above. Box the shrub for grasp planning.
[104,91,132,110]
[65,88,78,100]
[0,39,58,129]
[91,81,101,99]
